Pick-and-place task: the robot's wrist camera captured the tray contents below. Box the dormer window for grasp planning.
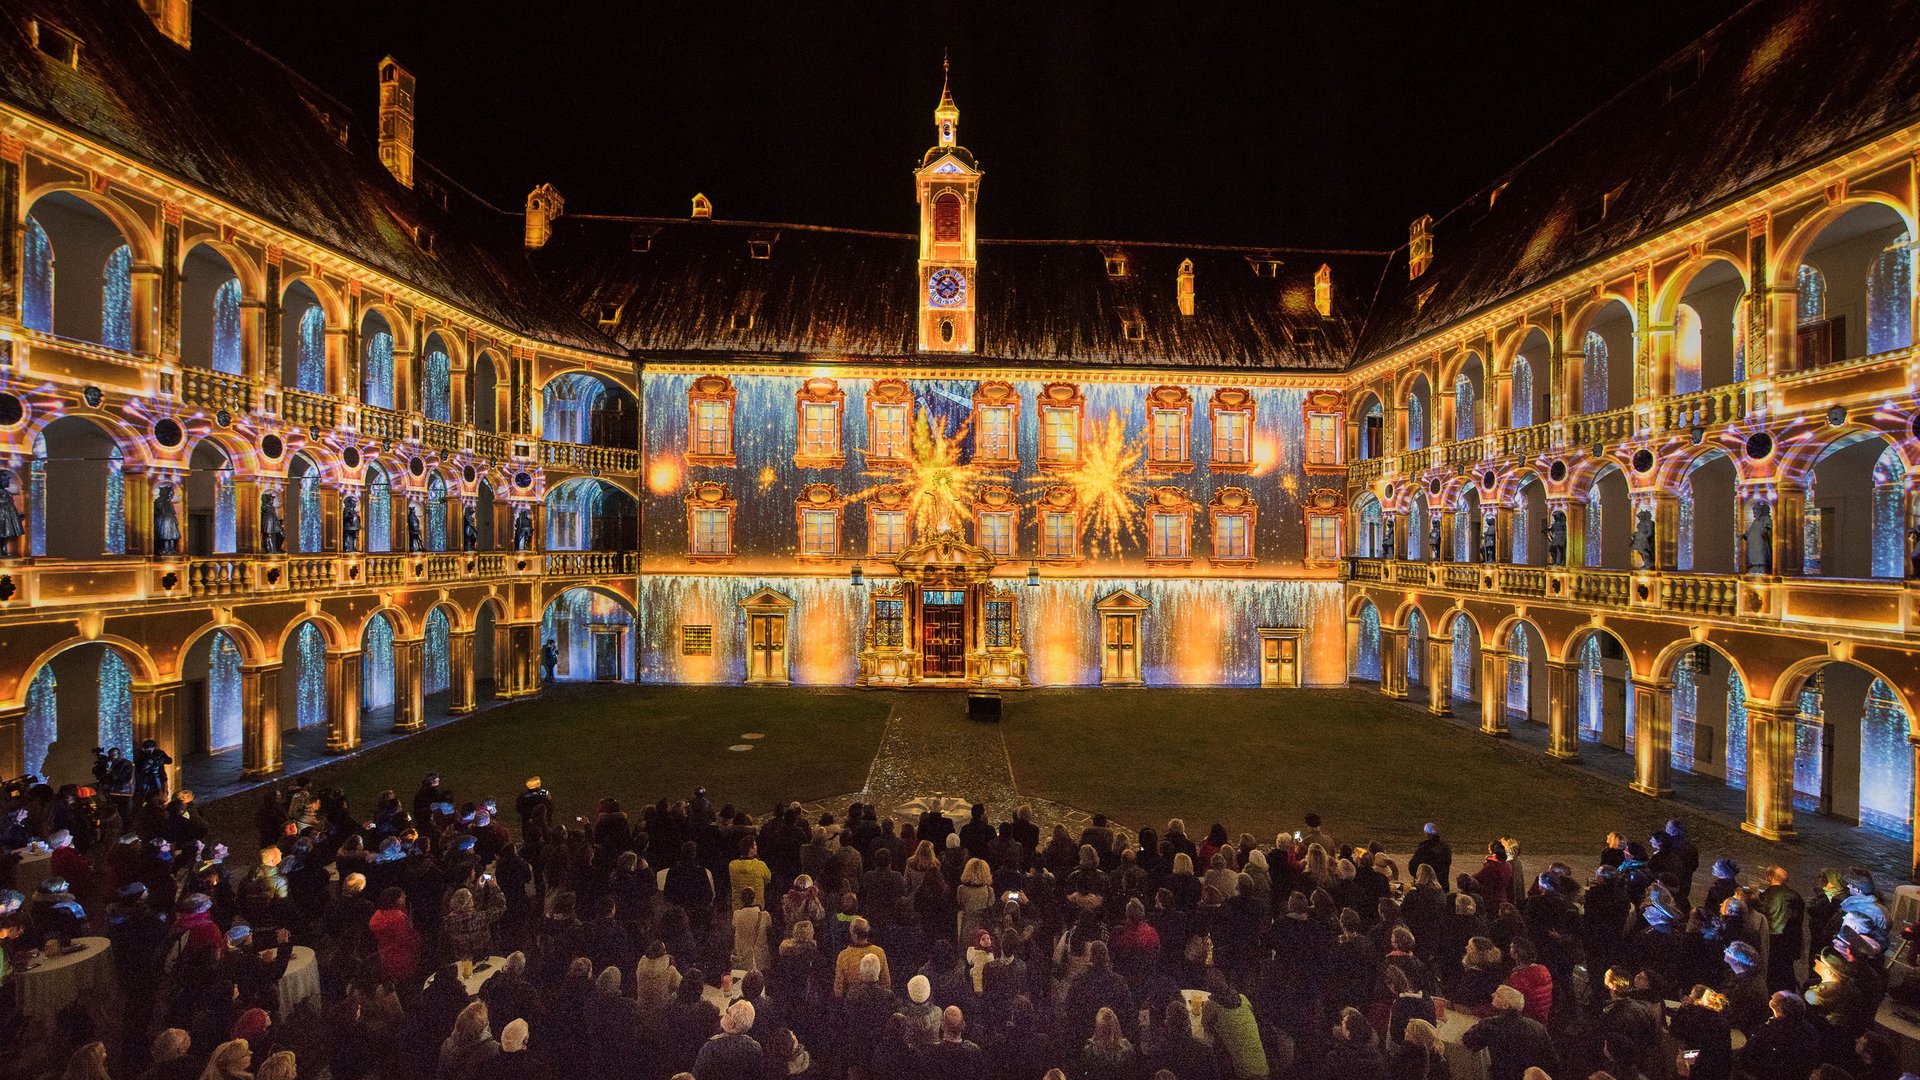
[1105,252,1128,277]
[748,231,777,259]
[630,227,658,252]
[1121,317,1145,342]
[413,226,435,253]
[1264,259,1284,278]
[730,312,755,331]
[33,21,80,67]
[597,303,623,326]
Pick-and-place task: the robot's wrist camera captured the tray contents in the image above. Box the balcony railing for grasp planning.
[1348,457,1387,488]
[181,369,256,413]
[1656,385,1745,433]
[421,419,464,454]
[475,431,511,462]
[360,404,408,443]
[285,555,338,591]
[1570,406,1636,446]
[1569,567,1632,607]
[1496,422,1552,460]
[1661,573,1738,617]
[545,550,637,577]
[280,388,338,431]
[1496,565,1548,597]
[185,557,251,597]
[540,441,641,475]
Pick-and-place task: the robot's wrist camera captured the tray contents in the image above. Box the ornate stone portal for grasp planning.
[858,528,1029,688]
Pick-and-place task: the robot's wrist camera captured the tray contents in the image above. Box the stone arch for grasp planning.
[21,184,161,267]
[1564,624,1636,751]
[473,348,502,433]
[421,329,460,423]
[1348,596,1382,682]
[1450,352,1486,442]
[1675,449,1740,574]
[175,624,250,776]
[1490,615,1549,726]
[1446,608,1482,708]
[1771,657,1916,842]
[279,276,338,394]
[1402,372,1434,452]
[271,612,348,656]
[1576,462,1632,570]
[545,476,637,551]
[1351,491,1384,558]
[277,616,335,741]
[539,584,638,683]
[1777,200,1915,362]
[21,188,150,350]
[1500,327,1552,430]
[1353,390,1386,460]
[359,307,401,410]
[539,369,639,447]
[14,638,155,787]
[1797,429,1910,580]
[1657,256,1749,394]
[29,414,138,558]
[1563,294,1636,415]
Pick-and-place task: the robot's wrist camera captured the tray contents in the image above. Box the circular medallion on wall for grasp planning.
[1482,470,1496,490]
[1912,414,1920,440]
[1827,405,1848,427]
[1632,449,1655,474]
[515,471,532,489]
[1744,431,1774,460]
[409,456,425,477]
[154,419,184,448]
[342,446,362,470]
[83,386,103,408]
[1427,478,1440,495]
[215,410,232,428]
[1548,459,1567,482]
[262,434,284,460]
[463,465,476,484]
[0,394,23,427]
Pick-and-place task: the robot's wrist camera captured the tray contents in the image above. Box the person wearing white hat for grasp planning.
[901,974,940,1041]
[695,998,763,1077]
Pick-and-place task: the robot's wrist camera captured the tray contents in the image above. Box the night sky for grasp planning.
[202,1,1747,251]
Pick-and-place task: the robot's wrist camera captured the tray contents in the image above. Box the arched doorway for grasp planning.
[1508,328,1550,428]
[542,373,638,448]
[1585,465,1631,569]
[1666,643,1749,789]
[423,606,453,711]
[1792,202,1913,365]
[1353,493,1383,558]
[1357,395,1384,460]
[1679,452,1738,573]
[1405,608,1429,700]
[474,599,502,703]
[179,628,246,782]
[277,620,331,757]
[1513,476,1548,566]
[32,416,125,558]
[1454,354,1484,441]
[426,472,450,552]
[545,478,637,551]
[365,464,393,552]
[1449,613,1480,712]
[1671,259,1746,392]
[287,452,325,553]
[1578,300,1635,414]
[474,351,500,432]
[280,280,329,392]
[1782,662,1914,842]
[361,310,396,409]
[1454,487,1481,563]
[1503,620,1549,728]
[22,191,137,350]
[422,332,454,422]
[540,587,636,683]
[180,243,245,375]
[1405,375,1432,452]
[1409,493,1431,561]
[1807,435,1906,579]
[361,613,398,732]
[1571,628,1633,751]
[19,643,139,789]
[1350,600,1381,683]
[184,437,237,557]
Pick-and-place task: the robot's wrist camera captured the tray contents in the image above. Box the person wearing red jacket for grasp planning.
[368,886,422,984]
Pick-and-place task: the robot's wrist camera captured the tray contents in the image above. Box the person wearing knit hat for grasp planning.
[901,974,940,1040]
[696,999,764,1076]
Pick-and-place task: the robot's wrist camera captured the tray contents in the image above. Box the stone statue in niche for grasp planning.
[0,471,23,556]
[463,505,478,552]
[341,495,361,552]
[1545,510,1568,566]
[406,504,423,552]
[153,484,180,556]
[513,508,533,551]
[1909,522,1920,579]
[260,492,283,553]
[1480,516,1498,564]
[1381,516,1395,559]
[1631,509,1656,570]
[1745,503,1773,574]
[1429,517,1442,561]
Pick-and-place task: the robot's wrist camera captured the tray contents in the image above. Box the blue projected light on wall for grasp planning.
[208,631,243,752]
[363,330,395,409]
[106,446,125,555]
[212,279,244,375]
[1354,602,1381,681]
[297,307,327,393]
[1867,234,1914,355]
[99,650,133,756]
[427,474,448,552]
[103,246,133,351]
[368,468,392,552]
[1512,356,1533,428]
[1451,614,1473,702]
[296,622,327,729]
[362,614,395,711]
[23,666,55,780]
[1726,669,1748,790]
[1506,626,1530,718]
[425,346,452,422]
[1860,678,1913,839]
[22,217,52,333]
[1582,332,1608,414]
[424,608,451,697]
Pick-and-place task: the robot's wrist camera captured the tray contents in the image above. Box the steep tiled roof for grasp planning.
[0,0,614,353]
[536,214,1384,371]
[1356,0,1920,362]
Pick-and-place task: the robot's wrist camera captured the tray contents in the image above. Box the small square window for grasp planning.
[414,226,435,253]
[1105,255,1127,277]
[730,312,755,331]
[681,625,713,655]
[597,303,623,325]
[630,227,657,252]
[1122,319,1145,342]
[748,240,772,259]
[33,21,80,67]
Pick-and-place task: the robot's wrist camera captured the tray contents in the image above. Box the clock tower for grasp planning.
[915,58,981,353]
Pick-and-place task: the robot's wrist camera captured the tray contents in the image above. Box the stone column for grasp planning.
[1557,497,1586,569]
[328,650,361,753]
[505,623,538,696]
[0,137,21,325]
[124,468,156,556]
[130,682,182,795]
[1437,508,1456,562]
[393,638,424,732]
[241,664,282,777]
[1767,486,1804,577]
[238,298,267,382]
[1630,678,1673,797]
[325,327,353,399]
[1380,628,1407,699]
[0,704,23,784]
[232,478,263,556]
[1741,701,1797,840]
[1427,634,1453,716]
[1646,491,1680,574]
[1546,660,1579,759]
[448,630,476,714]
[262,257,281,385]
[1481,648,1510,736]
[392,347,417,414]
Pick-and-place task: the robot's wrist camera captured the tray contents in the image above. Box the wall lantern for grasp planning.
[850,561,865,587]
[1025,561,1041,588]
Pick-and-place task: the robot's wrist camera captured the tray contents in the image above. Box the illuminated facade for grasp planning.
[0,0,1918,864]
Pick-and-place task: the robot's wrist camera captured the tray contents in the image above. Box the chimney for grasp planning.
[1176,258,1195,317]
[1314,263,1332,317]
[139,0,191,48]
[691,193,713,219]
[524,184,564,249]
[1409,215,1433,280]
[377,57,415,189]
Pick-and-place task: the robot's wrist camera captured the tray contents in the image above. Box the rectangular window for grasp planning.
[693,400,731,457]
[977,405,1014,461]
[1309,516,1341,560]
[1150,513,1187,559]
[801,509,838,557]
[985,601,1014,648]
[871,403,909,459]
[1042,407,1078,463]
[873,599,905,647]
[1215,514,1249,561]
[802,402,839,459]
[1213,411,1250,465]
[871,510,907,557]
[681,625,713,655]
[1307,414,1339,466]
[1151,410,1185,463]
[977,511,1013,557]
[692,509,731,555]
[1043,512,1076,558]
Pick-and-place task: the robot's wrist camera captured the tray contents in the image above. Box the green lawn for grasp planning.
[204,685,890,835]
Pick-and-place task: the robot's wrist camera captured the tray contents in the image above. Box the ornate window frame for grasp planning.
[793,377,846,469]
[1146,385,1194,473]
[865,379,914,465]
[868,485,910,559]
[1036,382,1085,471]
[685,481,736,562]
[1145,486,1194,567]
[795,482,845,560]
[971,381,1021,469]
[1304,487,1345,565]
[1208,486,1257,567]
[686,374,736,466]
[1208,387,1257,473]
[972,484,1018,557]
[1303,388,1345,475]
[1037,484,1083,564]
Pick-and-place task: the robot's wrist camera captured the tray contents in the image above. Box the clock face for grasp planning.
[928,268,966,309]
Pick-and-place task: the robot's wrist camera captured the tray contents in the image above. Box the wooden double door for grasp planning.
[921,600,966,678]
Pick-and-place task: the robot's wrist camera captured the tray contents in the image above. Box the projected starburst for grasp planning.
[1035,410,1149,557]
[851,410,981,534]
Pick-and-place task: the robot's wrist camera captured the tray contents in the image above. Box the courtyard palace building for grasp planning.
[2,0,1920,866]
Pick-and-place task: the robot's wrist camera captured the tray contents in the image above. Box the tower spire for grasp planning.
[935,51,959,147]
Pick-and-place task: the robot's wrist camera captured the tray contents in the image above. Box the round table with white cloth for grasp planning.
[14,936,121,1037]
[701,969,750,1011]
[423,956,510,997]
[1435,1006,1491,1080]
[274,946,321,1019]
[11,848,54,896]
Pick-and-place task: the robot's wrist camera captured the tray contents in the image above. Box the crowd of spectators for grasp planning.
[0,763,1909,1080]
